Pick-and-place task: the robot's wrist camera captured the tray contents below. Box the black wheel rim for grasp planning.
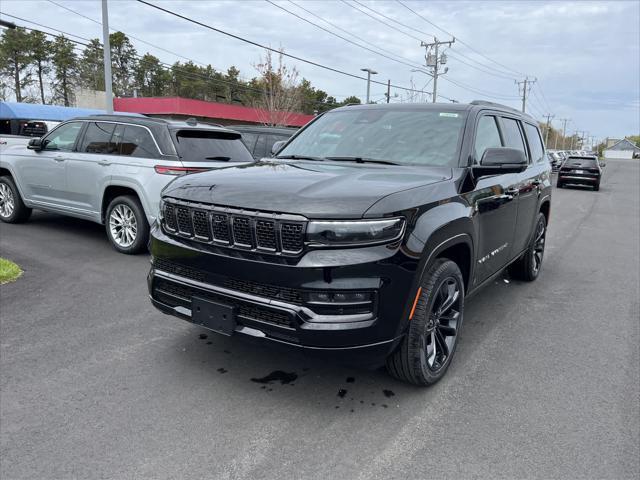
[531,219,546,274]
[424,277,462,372]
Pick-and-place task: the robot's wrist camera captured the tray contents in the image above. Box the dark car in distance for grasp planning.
[229,125,297,159]
[557,155,602,190]
[148,101,552,386]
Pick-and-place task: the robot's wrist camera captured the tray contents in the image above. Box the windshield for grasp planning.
[277,108,467,166]
[174,130,254,163]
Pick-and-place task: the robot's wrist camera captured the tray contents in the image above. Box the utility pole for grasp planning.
[385,79,391,103]
[559,118,570,150]
[516,77,536,113]
[360,68,377,104]
[571,130,580,150]
[421,37,455,103]
[543,113,554,147]
[102,0,114,113]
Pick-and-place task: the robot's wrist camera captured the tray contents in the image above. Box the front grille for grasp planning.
[176,207,193,235]
[255,220,277,250]
[153,257,206,282]
[192,210,211,239]
[162,200,306,255]
[223,278,303,305]
[232,217,253,247]
[281,223,304,252]
[154,278,295,328]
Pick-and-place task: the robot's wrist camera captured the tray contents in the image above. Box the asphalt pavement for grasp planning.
[1,158,638,480]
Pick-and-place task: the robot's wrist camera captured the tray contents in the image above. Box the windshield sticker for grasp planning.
[439,113,459,118]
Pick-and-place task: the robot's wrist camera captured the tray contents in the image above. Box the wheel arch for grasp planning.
[101,184,146,224]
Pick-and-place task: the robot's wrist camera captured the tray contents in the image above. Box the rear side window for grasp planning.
[174,130,254,163]
[80,122,116,154]
[113,124,159,158]
[523,123,545,164]
[500,117,527,159]
[474,115,502,162]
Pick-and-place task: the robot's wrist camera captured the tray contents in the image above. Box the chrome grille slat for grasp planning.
[161,200,306,256]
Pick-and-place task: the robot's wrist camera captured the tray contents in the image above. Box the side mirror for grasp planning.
[27,138,43,151]
[473,147,528,178]
[270,140,287,156]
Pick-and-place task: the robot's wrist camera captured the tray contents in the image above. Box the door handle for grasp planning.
[99,160,112,166]
[531,180,542,187]
[53,156,65,162]
[504,187,519,196]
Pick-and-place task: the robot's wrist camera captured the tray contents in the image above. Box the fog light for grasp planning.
[305,291,373,304]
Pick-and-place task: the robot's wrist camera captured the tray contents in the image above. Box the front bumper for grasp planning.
[147,225,418,366]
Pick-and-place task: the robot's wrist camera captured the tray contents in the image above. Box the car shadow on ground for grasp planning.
[153,272,518,411]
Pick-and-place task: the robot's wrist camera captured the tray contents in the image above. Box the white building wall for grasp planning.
[604,150,633,160]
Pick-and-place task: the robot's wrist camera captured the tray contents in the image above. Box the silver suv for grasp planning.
[0,115,253,253]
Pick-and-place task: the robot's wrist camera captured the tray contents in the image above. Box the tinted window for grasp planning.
[19,121,48,137]
[278,109,467,166]
[80,122,116,154]
[565,157,598,168]
[474,116,502,162]
[114,125,158,158]
[500,117,527,157]
[239,132,258,154]
[174,130,254,163]
[524,123,545,163]
[254,134,268,159]
[43,121,83,151]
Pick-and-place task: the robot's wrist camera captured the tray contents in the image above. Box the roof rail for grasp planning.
[470,100,522,114]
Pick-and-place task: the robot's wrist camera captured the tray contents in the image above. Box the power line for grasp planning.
[45,0,252,83]
[351,0,435,39]
[265,0,422,70]
[395,0,529,78]
[343,0,519,82]
[135,0,430,96]
[0,14,364,110]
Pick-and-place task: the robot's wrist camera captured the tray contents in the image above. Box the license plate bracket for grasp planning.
[574,169,584,174]
[191,297,236,336]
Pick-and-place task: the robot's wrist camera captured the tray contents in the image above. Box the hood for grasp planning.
[162,160,452,218]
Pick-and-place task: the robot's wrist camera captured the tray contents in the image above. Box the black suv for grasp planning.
[148,102,552,386]
[229,125,297,159]
[557,155,602,190]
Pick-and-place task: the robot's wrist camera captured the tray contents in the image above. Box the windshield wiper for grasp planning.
[275,154,325,161]
[204,156,231,161]
[325,156,399,165]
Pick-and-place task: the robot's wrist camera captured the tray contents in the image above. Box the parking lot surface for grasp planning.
[1,159,639,479]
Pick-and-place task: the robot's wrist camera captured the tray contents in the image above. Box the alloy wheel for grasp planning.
[0,183,15,219]
[531,220,546,274]
[424,277,462,372]
[109,204,138,248]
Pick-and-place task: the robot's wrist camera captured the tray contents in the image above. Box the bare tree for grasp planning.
[253,49,302,126]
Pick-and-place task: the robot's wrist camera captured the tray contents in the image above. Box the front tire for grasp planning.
[0,176,32,223]
[105,195,149,254]
[511,213,546,281]
[386,259,465,386]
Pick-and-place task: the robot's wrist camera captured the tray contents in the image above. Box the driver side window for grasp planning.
[474,115,502,163]
[43,122,83,152]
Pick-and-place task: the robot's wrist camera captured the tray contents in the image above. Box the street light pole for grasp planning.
[361,68,377,104]
[102,0,114,114]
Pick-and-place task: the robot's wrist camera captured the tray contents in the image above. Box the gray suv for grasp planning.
[0,115,253,253]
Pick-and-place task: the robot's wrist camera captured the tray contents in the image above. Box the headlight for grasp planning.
[306,218,405,246]
[158,198,165,221]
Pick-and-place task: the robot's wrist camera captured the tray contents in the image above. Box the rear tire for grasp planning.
[593,182,600,191]
[105,195,149,254]
[386,259,465,386]
[511,213,546,282]
[0,175,32,223]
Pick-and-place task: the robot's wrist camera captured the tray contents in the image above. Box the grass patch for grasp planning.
[0,258,22,284]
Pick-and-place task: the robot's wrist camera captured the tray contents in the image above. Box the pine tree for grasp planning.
[51,36,77,106]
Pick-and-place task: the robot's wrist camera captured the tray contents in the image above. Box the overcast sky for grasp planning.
[2,0,639,142]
